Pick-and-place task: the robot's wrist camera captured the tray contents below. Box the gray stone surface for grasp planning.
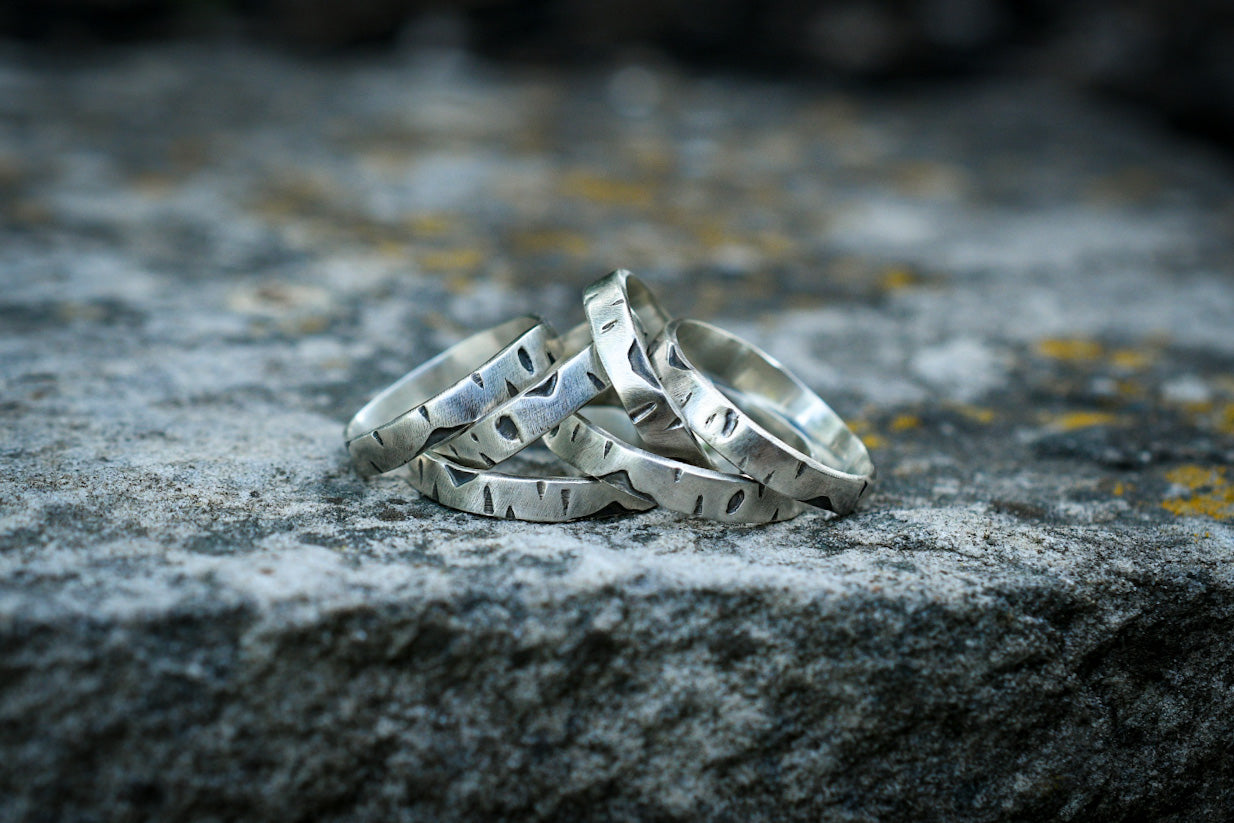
[2,44,1234,822]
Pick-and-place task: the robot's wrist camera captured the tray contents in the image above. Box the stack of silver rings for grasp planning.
[345,270,875,524]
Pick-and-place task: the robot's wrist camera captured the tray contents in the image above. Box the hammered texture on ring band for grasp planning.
[344,269,877,523]
[408,448,655,522]
[583,270,709,465]
[344,316,559,476]
[649,318,875,515]
[544,407,803,523]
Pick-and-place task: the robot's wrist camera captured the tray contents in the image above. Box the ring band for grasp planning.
[544,406,803,523]
[345,315,559,476]
[407,448,654,522]
[584,270,708,465]
[649,319,875,515]
[435,323,606,468]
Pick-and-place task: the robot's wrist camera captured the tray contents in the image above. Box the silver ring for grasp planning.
[649,319,875,515]
[583,270,709,465]
[407,448,654,522]
[344,315,559,476]
[435,323,606,468]
[544,406,803,524]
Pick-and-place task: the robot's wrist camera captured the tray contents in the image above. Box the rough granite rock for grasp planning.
[1,45,1233,822]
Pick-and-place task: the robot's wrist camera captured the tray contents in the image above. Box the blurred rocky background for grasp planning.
[4,0,1234,156]
[3,3,1234,821]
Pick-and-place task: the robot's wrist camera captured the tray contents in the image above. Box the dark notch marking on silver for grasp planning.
[570,422,582,442]
[673,467,683,482]
[471,372,485,388]
[517,346,534,373]
[370,430,384,446]
[505,505,517,519]
[505,379,521,398]
[470,432,480,441]
[725,489,745,515]
[859,480,869,497]
[369,460,383,474]
[417,459,424,483]
[482,485,495,515]
[423,423,467,450]
[771,507,779,521]
[692,495,704,517]
[592,500,638,518]
[756,483,766,498]
[525,372,559,398]
[479,452,496,468]
[720,408,739,438]
[418,405,431,422]
[560,488,571,515]
[609,297,624,307]
[627,340,658,385]
[705,411,717,427]
[681,391,693,407]
[546,350,557,364]
[762,469,775,485]
[801,494,834,512]
[446,444,462,459]
[602,440,614,458]
[600,318,619,333]
[444,463,478,487]
[536,480,547,499]
[667,345,689,371]
[586,371,607,391]
[795,460,807,478]
[662,417,685,431]
[598,470,640,499]
[495,415,520,441]
[629,401,657,424]
[431,481,439,500]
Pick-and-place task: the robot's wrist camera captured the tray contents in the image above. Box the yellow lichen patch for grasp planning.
[443,273,474,295]
[405,213,456,238]
[559,173,656,207]
[890,414,920,432]
[954,405,996,424]
[375,239,410,259]
[418,248,484,271]
[879,266,920,292]
[862,434,887,450]
[753,230,796,258]
[1109,348,1155,371]
[1036,338,1104,362]
[129,171,176,197]
[252,175,334,220]
[892,161,968,198]
[510,229,589,257]
[688,218,731,250]
[1046,411,1119,431]
[1161,465,1234,521]
[1217,403,1234,436]
[1085,167,1162,204]
[847,419,885,451]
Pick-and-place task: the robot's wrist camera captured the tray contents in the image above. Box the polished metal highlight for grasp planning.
[436,323,607,469]
[345,316,559,477]
[583,270,708,464]
[545,406,803,523]
[649,319,875,515]
[407,448,654,522]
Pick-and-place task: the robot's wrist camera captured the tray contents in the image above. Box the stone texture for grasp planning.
[1,44,1233,822]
